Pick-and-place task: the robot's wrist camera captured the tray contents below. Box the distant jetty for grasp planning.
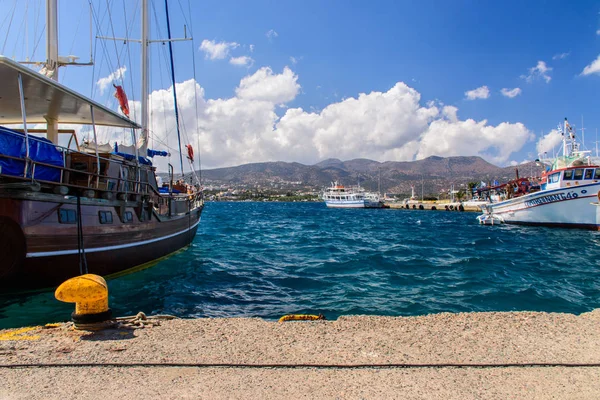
[385,200,483,212]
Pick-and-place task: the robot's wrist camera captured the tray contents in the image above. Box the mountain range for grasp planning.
[193,156,537,196]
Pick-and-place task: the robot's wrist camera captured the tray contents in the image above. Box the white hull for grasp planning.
[325,200,368,208]
[481,183,600,229]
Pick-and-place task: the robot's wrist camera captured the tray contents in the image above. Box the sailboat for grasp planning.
[0,0,203,291]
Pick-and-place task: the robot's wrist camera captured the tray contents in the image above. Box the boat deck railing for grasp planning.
[0,136,203,217]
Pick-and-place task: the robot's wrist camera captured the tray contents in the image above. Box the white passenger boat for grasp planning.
[477,118,600,229]
[322,182,383,208]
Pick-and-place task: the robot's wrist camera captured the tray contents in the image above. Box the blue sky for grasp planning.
[2,0,600,170]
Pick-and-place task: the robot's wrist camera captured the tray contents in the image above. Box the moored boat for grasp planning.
[322,182,383,208]
[0,0,203,291]
[477,118,600,229]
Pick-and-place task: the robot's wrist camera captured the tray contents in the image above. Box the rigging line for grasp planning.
[164,0,185,177]
[121,0,138,122]
[31,23,46,61]
[176,0,190,27]
[0,0,16,33]
[2,2,29,57]
[11,0,29,60]
[90,35,99,98]
[106,0,125,88]
[156,45,172,160]
[152,0,178,158]
[150,0,185,164]
[90,3,128,120]
[187,0,202,185]
[148,130,179,153]
[151,0,176,93]
[90,1,118,84]
[68,5,86,56]
[0,0,17,44]
[30,0,43,61]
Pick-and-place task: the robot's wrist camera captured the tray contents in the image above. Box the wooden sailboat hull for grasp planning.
[0,194,202,291]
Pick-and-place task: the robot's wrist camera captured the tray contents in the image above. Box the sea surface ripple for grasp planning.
[2,201,600,328]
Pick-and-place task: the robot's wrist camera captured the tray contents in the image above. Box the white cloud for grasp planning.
[465,86,490,100]
[290,56,298,64]
[500,87,522,98]
[229,56,254,67]
[597,29,600,35]
[96,66,127,95]
[236,66,300,104]
[581,55,600,76]
[249,44,255,52]
[102,72,532,171]
[416,119,533,165]
[552,52,570,60]
[521,61,552,83]
[199,39,239,60]
[442,106,458,122]
[536,129,563,155]
[266,29,278,40]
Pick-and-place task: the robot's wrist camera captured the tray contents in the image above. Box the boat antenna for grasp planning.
[594,128,598,157]
[164,0,185,178]
[581,115,585,150]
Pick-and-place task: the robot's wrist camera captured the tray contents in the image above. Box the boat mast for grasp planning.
[45,0,59,81]
[45,0,59,144]
[137,0,150,158]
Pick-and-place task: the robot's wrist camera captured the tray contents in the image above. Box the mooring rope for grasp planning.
[76,194,88,275]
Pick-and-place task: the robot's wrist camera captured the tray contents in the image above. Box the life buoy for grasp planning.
[185,144,194,162]
[113,84,130,117]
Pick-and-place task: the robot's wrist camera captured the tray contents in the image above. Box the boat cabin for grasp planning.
[542,166,600,191]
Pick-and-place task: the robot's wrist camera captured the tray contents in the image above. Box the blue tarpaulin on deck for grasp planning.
[0,126,64,182]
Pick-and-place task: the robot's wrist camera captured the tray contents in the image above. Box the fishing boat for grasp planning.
[477,118,600,229]
[0,0,203,291]
[322,182,383,208]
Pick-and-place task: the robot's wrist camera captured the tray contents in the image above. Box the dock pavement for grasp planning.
[1,310,600,399]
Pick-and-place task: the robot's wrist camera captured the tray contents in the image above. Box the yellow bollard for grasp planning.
[55,274,112,330]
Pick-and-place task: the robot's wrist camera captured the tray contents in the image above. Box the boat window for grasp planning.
[585,169,594,179]
[98,211,113,224]
[122,211,134,223]
[550,173,560,183]
[573,169,584,180]
[595,169,600,179]
[563,170,574,180]
[58,209,77,224]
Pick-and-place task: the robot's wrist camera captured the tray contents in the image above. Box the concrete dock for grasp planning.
[1,310,600,399]
[386,201,483,212]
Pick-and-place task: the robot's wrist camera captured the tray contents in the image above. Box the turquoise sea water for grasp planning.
[1,201,600,329]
